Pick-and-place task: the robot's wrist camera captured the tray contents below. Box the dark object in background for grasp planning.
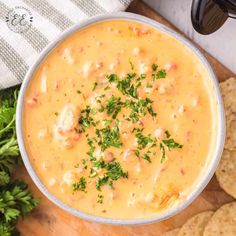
[191,0,236,34]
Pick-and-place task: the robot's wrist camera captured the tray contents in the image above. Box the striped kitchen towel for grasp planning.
[0,0,132,89]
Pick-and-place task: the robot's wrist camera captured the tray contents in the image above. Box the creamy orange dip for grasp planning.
[23,20,217,219]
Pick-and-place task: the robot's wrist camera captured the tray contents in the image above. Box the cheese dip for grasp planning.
[22,20,217,219]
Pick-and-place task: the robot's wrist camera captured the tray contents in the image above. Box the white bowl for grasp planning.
[16,12,225,225]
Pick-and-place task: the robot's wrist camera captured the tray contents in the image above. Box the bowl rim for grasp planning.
[16,12,225,225]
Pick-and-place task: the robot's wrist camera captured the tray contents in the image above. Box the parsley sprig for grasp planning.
[0,87,38,235]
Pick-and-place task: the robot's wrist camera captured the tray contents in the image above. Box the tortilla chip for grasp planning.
[225,119,236,151]
[177,211,213,236]
[220,78,236,114]
[162,228,180,236]
[203,202,236,236]
[216,149,236,198]
[220,78,236,150]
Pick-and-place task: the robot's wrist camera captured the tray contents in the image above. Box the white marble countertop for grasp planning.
[144,0,236,74]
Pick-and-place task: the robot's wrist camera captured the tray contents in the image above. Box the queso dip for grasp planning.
[22,20,217,219]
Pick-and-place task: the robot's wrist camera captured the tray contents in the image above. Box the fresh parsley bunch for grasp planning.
[0,87,38,236]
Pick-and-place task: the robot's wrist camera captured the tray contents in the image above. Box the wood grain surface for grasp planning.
[17,1,236,235]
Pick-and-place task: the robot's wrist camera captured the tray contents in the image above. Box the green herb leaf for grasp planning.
[0,181,38,222]
[0,171,10,186]
[104,96,124,119]
[152,69,167,80]
[165,130,171,138]
[72,177,87,192]
[86,138,96,161]
[0,221,18,236]
[79,106,95,129]
[0,88,38,234]
[156,69,167,79]
[134,129,154,150]
[81,159,88,169]
[96,176,109,191]
[162,131,183,150]
[134,149,140,157]
[160,142,166,163]
[152,64,158,71]
[162,138,183,149]
[89,168,97,178]
[97,194,104,204]
[96,120,122,151]
[106,74,119,83]
[92,82,98,91]
[129,59,134,70]
[105,161,128,180]
[142,153,151,163]
[95,160,128,191]
[127,98,156,123]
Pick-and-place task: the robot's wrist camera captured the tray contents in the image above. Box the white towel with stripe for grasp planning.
[0,0,133,89]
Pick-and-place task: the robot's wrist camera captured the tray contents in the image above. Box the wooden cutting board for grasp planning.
[17,1,235,235]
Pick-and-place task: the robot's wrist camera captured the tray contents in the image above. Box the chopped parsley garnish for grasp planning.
[105,161,128,180]
[86,138,96,161]
[72,61,183,201]
[137,73,146,82]
[96,120,122,151]
[72,177,86,192]
[165,130,171,138]
[77,90,81,94]
[104,96,124,119]
[152,69,167,80]
[95,160,128,191]
[162,131,183,150]
[129,59,134,70]
[54,112,58,116]
[156,69,167,79]
[134,129,154,150]
[104,85,110,91]
[160,142,166,163]
[97,194,104,204]
[89,168,98,178]
[81,159,88,169]
[142,153,151,163]
[92,82,98,91]
[96,176,109,191]
[117,72,137,98]
[79,106,95,129]
[162,138,183,149]
[134,149,140,157]
[74,163,80,168]
[152,63,158,71]
[106,74,119,83]
[159,131,183,163]
[107,72,140,99]
[93,159,106,169]
[127,98,156,123]
[102,119,111,126]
